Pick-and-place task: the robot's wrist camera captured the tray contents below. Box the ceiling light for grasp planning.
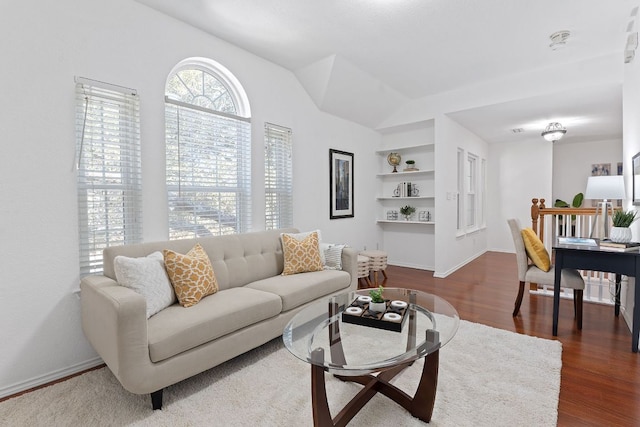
[549,30,570,50]
[541,122,567,142]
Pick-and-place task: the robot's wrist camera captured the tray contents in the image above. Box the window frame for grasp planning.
[75,78,142,276]
[164,59,252,239]
[264,122,293,230]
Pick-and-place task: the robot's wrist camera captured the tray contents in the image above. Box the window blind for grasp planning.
[75,80,142,276]
[264,123,293,230]
[165,101,251,239]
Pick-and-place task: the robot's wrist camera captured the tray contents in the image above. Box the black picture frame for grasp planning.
[633,152,640,206]
[329,149,354,219]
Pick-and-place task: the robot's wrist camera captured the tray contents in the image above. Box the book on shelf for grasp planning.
[598,240,640,251]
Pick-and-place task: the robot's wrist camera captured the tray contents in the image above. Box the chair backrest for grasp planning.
[507,218,529,282]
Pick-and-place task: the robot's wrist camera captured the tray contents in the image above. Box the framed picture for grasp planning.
[591,163,612,206]
[329,149,354,219]
[633,153,640,206]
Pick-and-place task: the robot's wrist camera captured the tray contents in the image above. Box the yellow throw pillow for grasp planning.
[281,231,323,275]
[163,243,218,307]
[521,228,551,272]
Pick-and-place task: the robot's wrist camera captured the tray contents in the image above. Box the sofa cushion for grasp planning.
[246,269,350,312]
[164,243,219,307]
[147,287,282,363]
[281,231,323,275]
[113,251,176,318]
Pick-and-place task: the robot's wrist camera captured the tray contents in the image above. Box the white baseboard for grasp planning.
[387,261,434,271]
[433,250,487,278]
[0,357,103,399]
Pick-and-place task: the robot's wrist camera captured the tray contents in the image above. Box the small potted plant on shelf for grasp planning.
[400,205,416,221]
[610,210,638,243]
[368,285,386,312]
[404,159,418,172]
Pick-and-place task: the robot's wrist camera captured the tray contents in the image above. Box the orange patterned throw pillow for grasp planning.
[163,243,218,307]
[281,231,323,275]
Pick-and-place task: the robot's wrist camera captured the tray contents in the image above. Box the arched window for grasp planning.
[165,58,251,239]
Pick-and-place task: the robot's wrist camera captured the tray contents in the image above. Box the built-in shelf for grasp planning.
[376,220,435,225]
[375,143,435,155]
[376,169,434,178]
[376,196,434,201]
[375,119,436,271]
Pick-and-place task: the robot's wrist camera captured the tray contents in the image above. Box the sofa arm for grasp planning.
[80,275,149,380]
[341,247,358,291]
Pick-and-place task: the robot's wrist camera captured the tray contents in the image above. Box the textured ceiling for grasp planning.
[134,0,633,139]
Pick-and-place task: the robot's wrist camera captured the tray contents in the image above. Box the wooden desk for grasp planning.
[553,242,640,352]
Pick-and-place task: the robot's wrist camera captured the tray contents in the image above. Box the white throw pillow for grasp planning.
[114,252,176,318]
[319,242,332,265]
[323,244,346,270]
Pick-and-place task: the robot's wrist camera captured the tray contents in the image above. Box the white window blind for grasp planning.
[75,79,142,276]
[165,101,251,239]
[265,123,293,230]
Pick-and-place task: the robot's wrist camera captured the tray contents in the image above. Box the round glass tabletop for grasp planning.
[283,288,459,375]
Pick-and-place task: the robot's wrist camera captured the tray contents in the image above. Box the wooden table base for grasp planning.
[310,347,440,427]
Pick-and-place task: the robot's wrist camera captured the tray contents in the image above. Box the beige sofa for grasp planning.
[80,228,357,409]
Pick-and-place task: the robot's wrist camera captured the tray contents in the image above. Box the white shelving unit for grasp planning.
[376,144,435,224]
[375,120,436,271]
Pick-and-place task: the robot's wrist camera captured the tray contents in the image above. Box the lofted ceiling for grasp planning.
[135,0,634,142]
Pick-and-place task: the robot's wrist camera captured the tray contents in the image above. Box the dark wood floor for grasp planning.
[383,251,640,426]
[5,252,639,425]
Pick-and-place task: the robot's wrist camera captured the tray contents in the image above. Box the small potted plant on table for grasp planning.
[610,210,638,243]
[369,285,387,312]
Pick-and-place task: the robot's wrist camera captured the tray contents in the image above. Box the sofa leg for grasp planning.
[151,389,163,410]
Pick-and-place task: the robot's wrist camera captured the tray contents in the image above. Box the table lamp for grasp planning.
[585,175,626,238]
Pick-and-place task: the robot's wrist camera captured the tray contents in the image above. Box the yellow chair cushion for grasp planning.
[521,228,551,272]
[164,243,218,307]
[281,231,323,275]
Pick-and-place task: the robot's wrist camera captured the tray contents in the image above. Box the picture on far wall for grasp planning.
[617,162,623,207]
[591,162,622,208]
[329,149,354,219]
[592,163,611,176]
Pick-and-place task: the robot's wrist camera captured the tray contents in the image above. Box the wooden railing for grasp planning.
[529,198,618,305]
[530,198,604,243]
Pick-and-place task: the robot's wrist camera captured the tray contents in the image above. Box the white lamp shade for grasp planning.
[584,175,626,200]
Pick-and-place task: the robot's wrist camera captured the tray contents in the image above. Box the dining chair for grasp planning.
[507,218,585,328]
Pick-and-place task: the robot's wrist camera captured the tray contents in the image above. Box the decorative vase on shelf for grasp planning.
[610,226,632,243]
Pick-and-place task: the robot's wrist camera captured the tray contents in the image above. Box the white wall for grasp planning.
[434,115,489,276]
[0,0,380,396]
[622,2,640,333]
[487,139,553,252]
[553,139,623,207]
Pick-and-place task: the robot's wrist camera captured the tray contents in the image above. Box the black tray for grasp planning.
[341,298,409,332]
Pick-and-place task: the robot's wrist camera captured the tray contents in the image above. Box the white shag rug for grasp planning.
[0,320,561,427]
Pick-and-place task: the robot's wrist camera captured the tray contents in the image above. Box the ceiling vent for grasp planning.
[511,128,525,133]
[549,30,571,50]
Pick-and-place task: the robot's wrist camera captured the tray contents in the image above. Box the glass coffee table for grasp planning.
[283,288,459,426]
